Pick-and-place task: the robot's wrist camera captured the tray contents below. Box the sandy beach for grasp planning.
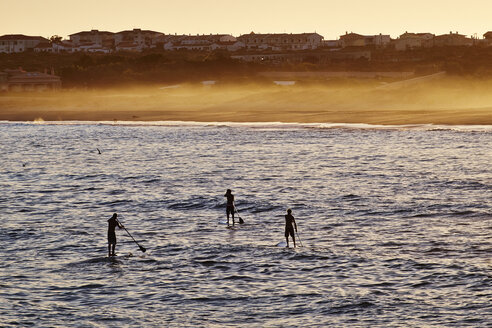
[1,80,491,125]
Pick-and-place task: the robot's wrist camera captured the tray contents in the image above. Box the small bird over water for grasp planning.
[97,148,102,155]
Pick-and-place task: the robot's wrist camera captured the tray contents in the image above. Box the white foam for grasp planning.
[0,120,490,132]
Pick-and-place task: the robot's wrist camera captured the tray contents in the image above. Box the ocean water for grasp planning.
[0,121,491,327]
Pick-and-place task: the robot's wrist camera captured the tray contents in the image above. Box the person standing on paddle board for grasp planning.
[108,213,124,257]
[285,209,298,247]
[224,189,235,225]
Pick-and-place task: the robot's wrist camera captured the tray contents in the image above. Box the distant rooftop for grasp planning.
[69,30,114,36]
[0,34,48,41]
[242,32,322,37]
[115,29,163,34]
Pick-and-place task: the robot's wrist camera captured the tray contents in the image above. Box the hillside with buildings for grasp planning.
[1,29,492,90]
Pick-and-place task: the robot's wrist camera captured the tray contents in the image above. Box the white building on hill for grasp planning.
[69,30,115,48]
[114,29,164,50]
[163,34,243,51]
[338,32,391,48]
[237,32,323,51]
[0,35,49,53]
[393,32,434,51]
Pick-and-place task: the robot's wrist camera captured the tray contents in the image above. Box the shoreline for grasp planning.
[2,120,491,132]
[1,81,492,125]
[1,109,490,125]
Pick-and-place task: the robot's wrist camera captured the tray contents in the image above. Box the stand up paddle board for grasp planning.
[277,241,287,247]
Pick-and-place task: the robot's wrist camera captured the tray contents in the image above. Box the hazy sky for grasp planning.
[1,0,491,40]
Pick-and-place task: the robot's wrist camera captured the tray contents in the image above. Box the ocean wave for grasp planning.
[1,120,490,328]
[0,120,491,132]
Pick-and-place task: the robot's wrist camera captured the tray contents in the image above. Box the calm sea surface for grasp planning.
[0,121,491,327]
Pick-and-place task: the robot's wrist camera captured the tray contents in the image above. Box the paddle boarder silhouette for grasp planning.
[224,189,235,225]
[108,213,123,257]
[285,209,298,247]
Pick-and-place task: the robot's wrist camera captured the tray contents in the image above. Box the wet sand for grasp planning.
[1,82,491,125]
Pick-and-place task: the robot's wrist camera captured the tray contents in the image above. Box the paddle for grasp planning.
[117,219,146,253]
[295,230,303,247]
[233,202,245,224]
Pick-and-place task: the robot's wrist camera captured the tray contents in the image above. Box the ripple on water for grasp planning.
[0,124,490,327]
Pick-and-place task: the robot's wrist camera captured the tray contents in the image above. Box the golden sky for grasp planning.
[1,0,491,39]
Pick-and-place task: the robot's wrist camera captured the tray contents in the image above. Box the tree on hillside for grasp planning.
[50,35,62,44]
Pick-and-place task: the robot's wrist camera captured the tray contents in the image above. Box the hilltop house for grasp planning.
[69,30,114,48]
[163,34,243,51]
[339,32,390,48]
[432,32,473,46]
[237,32,323,51]
[338,33,365,47]
[76,43,111,53]
[164,35,215,51]
[215,39,245,52]
[321,40,341,48]
[52,41,75,53]
[160,34,186,49]
[393,32,434,51]
[0,34,49,53]
[114,29,164,51]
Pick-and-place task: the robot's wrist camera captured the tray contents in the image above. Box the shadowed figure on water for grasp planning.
[108,213,124,257]
[285,209,298,247]
[224,189,235,225]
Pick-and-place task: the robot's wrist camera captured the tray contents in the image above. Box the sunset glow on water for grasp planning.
[0,122,490,326]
